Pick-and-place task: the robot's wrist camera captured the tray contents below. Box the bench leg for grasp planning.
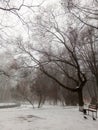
[92,112,94,118]
[96,112,97,118]
[87,109,97,118]
[88,110,89,115]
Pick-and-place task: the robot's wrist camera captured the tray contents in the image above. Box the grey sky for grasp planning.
[0,0,95,40]
[0,0,60,40]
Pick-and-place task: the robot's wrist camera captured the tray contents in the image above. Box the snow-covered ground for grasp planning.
[0,104,97,130]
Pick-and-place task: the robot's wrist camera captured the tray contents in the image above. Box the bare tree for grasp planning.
[61,0,98,29]
[14,7,88,111]
[61,0,98,99]
[10,1,98,110]
[78,26,98,98]
[17,78,35,108]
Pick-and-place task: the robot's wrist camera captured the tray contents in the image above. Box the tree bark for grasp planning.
[77,88,84,111]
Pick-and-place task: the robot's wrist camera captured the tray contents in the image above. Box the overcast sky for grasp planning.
[0,0,60,41]
[0,0,96,41]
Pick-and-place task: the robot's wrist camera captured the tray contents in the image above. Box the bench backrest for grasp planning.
[88,104,97,110]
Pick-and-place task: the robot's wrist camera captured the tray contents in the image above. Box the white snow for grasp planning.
[0,104,97,130]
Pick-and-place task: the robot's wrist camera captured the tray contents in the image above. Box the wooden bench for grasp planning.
[87,104,97,118]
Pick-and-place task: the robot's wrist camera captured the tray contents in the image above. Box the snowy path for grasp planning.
[0,105,97,130]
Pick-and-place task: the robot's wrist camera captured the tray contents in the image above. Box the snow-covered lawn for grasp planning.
[0,104,97,130]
